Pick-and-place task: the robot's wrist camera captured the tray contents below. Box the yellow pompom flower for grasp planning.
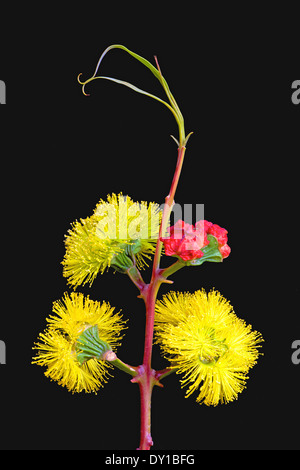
[62,193,161,288]
[155,289,263,406]
[32,292,126,393]
[47,291,125,346]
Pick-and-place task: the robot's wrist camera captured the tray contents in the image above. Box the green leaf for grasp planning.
[185,234,223,267]
[91,44,175,104]
[76,325,111,364]
[94,44,162,82]
[80,74,179,123]
[78,44,186,145]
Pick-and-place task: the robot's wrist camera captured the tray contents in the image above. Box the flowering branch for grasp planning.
[32,45,263,452]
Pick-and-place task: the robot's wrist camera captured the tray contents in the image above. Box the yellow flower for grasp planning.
[48,292,125,346]
[155,289,263,406]
[32,292,126,393]
[62,193,161,288]
[62,215,119,288]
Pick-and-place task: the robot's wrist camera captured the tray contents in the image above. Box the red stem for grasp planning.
[135,278,160,450]
[134,145,186,450]
[151,146,186,280]
[135,366,155,450]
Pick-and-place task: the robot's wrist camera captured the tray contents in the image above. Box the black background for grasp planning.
[0,6,299,450]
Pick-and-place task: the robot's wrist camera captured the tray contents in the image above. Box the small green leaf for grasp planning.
[185,235,223,267]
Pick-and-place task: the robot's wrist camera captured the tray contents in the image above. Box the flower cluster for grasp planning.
[155,289,263,406]
[32,292,126,393]
[62,193,161,288]
[161,220,231,262]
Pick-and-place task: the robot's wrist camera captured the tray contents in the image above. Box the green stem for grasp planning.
[155,367,177,381]
[126,265,147,294]
[160,260,186,279]
[111,358,138,377]
[101,350,138,377]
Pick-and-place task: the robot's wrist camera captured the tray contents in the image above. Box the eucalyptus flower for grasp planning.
[155,289,263,406]
[32,292,126,393]
[62,193,161,287]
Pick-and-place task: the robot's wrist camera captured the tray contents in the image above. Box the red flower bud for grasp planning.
[219,243,231,259]
[207,223,231,259]
[161,219,231,262]
[161,220,207,262]
[207,224,228,245]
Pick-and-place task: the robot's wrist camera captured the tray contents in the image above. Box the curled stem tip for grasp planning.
[77,73,90,96]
